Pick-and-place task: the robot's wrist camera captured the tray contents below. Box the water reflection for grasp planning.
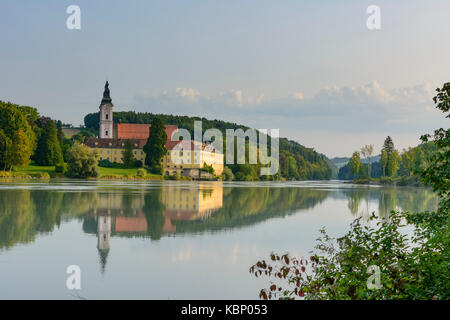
[0,182,439,257]
[336,186,439,219]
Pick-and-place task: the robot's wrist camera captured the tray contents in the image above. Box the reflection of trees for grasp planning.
[173,187,329,233]
[0,183,440,250]
[0,188,101,250]
[342,187,439,221]
[143,190,165,240]
[0,190,35,250]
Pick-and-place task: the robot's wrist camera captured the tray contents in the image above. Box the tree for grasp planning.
[387,149,399,177]
[0,130,12,170]
[9,129,33,169]
[0,102,35,169]
[400,149,413,176]
[222,166,234,181]
[349,151,362,178]
[56,120,63,145]
[66,143,99,178]
[123,140,135,168]
[18,106,40,124]
[360,144,374,177]
[381,136,399,177]
[34,118,63,166]
[420,82,450,206]
[383,136,394,154]
[143,117,167,172]
[201,162,215,175]
[380,149,388,177]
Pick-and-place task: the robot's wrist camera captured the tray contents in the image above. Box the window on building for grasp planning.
[106,113,108,120]
[105,130,108,136]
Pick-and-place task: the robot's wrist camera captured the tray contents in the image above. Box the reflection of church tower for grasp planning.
[97,216,111,274]
[99,81,114,138]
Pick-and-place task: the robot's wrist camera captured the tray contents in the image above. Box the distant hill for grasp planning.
[331,155,381,169]
[84,111,333,180]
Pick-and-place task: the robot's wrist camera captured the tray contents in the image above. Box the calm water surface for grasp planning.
[0,180,438,299]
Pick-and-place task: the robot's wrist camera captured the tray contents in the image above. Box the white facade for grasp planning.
[99,103,114,138]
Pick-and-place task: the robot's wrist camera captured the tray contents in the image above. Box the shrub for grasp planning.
[66,143,99,178]
[137,168,147,177]
[30,172,50,179]
[55,163,67,174]
[222,166,234,181]
[0,171,11,178]
[251,211,449,300]
[98,159,124,168]
[150,165,163,175]
[134,160,143,168]
[201,162,214,174]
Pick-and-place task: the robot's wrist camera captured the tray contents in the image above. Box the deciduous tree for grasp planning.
[66,143,99,178]
[123,140,135,168]
[143,117,167,172]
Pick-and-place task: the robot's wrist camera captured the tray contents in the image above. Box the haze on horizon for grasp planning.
[0,0,449,157]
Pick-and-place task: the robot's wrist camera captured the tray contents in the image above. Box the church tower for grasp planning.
[99,81,114,138]
[97,215,111,274]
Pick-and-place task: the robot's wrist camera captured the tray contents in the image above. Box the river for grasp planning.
[0,180,438,299]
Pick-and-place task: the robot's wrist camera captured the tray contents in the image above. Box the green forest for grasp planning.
[338,136,437,184]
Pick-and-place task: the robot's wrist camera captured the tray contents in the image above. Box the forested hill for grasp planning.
[84,111,333,180]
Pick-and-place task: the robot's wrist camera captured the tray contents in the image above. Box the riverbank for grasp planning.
[0,164,204,181]
[349,176,424,187]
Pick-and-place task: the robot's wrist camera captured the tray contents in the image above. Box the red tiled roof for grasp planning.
[116,123,178,140]
[115,216,147,232]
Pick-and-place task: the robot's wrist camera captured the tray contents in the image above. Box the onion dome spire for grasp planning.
[100,81,112,105]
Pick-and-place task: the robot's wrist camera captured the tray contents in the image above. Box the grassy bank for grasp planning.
[0,163,193,181]
[97,166,165,180]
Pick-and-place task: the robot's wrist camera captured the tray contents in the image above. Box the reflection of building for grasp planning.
[92,184,223,272]
[97,216,111,274]
[161,184,223,232]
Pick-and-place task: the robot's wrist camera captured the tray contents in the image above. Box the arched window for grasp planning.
[105,130,108,136]
[105,113,109,120]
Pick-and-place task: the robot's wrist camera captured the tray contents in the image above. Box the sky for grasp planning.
[0,0,449,157]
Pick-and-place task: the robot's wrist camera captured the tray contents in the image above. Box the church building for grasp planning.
[85,82,224,177]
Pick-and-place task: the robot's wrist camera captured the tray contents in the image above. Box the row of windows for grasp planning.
[99,150,144,155]
[168,151,198,156]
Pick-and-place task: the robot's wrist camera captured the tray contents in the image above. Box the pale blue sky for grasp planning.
[0,0,449,156]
